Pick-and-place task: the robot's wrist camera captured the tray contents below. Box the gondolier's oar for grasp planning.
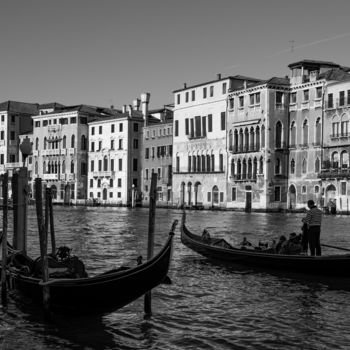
[321,244,350,252]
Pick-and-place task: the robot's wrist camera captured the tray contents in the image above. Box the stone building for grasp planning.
[227,77,290,211]
[87,94,149,206]
[287,60,350,210]
[141,105,173,206]
[172,74,259,209]
[319,77,350,212]
[32,104,114,204]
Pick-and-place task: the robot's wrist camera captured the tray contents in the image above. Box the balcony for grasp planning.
[231,174,257,182]
[68,148,75,155]
[92,171,112,177]
[48,125,61,133]
[67,174,75,181]
[43,174,58,180]
[289,103,297,112]
[319,167,350,179]
[314,99,322,108]
[301,101,310,110]
[0,140,5,147]
[32,150,39,156]
[230,145,260,154]
[5,162,22,169]
[188,134,206,140]
[330,133,350,140]
[275,142,288,151]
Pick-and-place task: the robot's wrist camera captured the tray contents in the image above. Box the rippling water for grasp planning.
[1,207,350,349]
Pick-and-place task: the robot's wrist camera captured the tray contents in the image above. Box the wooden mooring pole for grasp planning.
[144,173,157,317]
[35,178,50,317]
[47,188,56,256]
[1,172,8,306]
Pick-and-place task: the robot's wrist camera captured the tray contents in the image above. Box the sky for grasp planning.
[1,0,350,110]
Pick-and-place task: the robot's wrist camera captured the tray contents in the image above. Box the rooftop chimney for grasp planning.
[141,92,151,126]
[243,80,247,89]
[127,105,132,116]
[217,73,221,80]
[183,83,187,89]
[122,105,126,113]
[133,98,141,111]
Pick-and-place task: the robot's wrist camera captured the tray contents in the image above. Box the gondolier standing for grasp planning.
[302,200,323,256]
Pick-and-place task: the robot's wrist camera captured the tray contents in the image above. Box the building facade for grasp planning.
[32,105,113,204]
[141,106,173,206]
[227,77,290,211]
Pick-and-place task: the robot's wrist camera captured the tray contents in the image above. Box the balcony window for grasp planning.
[328,93,333,108]
[303,90,309,101]
[316,87,322,99]
[290,92,297,104]
[339,91,345,106]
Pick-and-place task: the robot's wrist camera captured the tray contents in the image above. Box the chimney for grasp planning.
[122,105,127,113]
[217,73,221,80]
[183,83,187,89]
[133,98,140,111]
[243,80,247,89]
[127,105,132,116]
[141,92,151,126]
[110,105,114,110]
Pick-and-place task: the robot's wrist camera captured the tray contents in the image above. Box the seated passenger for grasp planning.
[275,235,287,254]
[202,229,211,242]
[240,237,253,249]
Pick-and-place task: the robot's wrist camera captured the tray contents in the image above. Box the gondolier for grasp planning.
[302,200,322,256]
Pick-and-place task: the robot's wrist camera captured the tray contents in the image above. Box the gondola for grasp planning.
[180,213,350,277]
[4,220,177,314]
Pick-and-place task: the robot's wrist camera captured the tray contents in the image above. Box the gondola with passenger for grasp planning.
[180,212,350,277]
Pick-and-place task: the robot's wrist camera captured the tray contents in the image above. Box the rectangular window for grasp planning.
[341,182,346,195]
[210,86,214,97]
[255,92,260,104]
[118,178,122,187]
[347,90,350,105]
[119,159,123,171]
[177,94,180,105]
[185,91,189,103]
[109,192,113,198]
[118,139,123,149]
[117,192,121,198]
[111,159,114,171]
[220,112,225,130]
[119,123,123,132]
[249,94,255,106]
[0,131,4,140]
[109,179,113,187]
[111,124,115,133]
[190,118,194,137]
[10,131,15,140]
[185,118,189,135]
[133,139,138,149]
[99,126,102,134]
[91,127,95,135]
[195,116,201,137]
[111,140,114,150]
[232,187,237,201]
[43,120,48,126]
[208,114,213,132]
[290,92,297,103]
[151,147,155,158]
[303,90,309,101]
[0,154,3,164]
[276,91,284,105]
[90,160,94,172]
[145,148,149,159]
[328,93,333,108]
[202,116,206,137]
[91,142,95,152]
[175,120,179,136]
[239,96,244,108]
[274,186,281,202]
[207,192,211,202]
[80,117,87,124]
[192,90,195,101]
[222,82,227,94]
[98,141,102,151]
[145,130,149,139]
[134,123,139,132]
[339,91,345,106]
[316,87,322,99]
[98,159,102,171]
[70,117,76,124]
[176,156,180,172]
[229,98,234,109]
[203,87,207,99]
[220,192,224,202]
[35,121,40,127]
[157,167,161,179]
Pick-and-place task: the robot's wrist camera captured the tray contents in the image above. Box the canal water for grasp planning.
[1,207,350,349]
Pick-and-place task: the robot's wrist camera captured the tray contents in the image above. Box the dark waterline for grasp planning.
[1,207,350,350]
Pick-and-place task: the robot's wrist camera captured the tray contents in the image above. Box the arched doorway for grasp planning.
[289,185,296,210]
[50,185,57,200]
[325,184,336,206]
[187,182,192,206]
[194,182,203,206]
[64,184,70,205]
[212,186,219,206]
[180,182,185,206]
[102,188,107,201]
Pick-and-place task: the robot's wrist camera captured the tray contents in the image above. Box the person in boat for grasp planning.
[240,237,253,249]
[275,235,287,253]
[302,199,322,256]
[281,232,303,255]
[202,229,211,242]
[301,222,309,254]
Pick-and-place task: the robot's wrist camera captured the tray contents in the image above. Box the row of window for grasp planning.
[176,82,228,105]
[145,145,173,159]
[90,138,136,152]
[89,190,122,199]
[90,122,139,135]
[144,165,172,180]
[90,158,124,172]
[89,178,122,188]
[145,127,172,139]
[34,116,87,127]
[41,135,87,150]
[1,115,16,123]
[174,154,225,173]
[37,160,86,175]
[327,90,350,108]
[0,130,16,141]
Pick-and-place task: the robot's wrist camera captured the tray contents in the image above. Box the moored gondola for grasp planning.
[4,220,177,314]
[180,213,350,277]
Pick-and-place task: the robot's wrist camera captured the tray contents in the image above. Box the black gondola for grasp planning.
[5,220,177,314]
[180,213,350,277]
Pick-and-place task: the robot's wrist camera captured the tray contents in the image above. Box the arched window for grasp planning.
[81,161,87,176]
[228,130,233,151]
[259,156,263,174]
[103,156,108,171]
[290,121,296,147]
[206,155,210,172]
[71,160,74,174]
[212,186,219,205]
[247,158,252,178]
[43,161,46,174]
[62,160,66,174]
[237,159,242,179]
[219,153,223,171]
[302,158,307,173]
[201,155,205,171]
[71,135,75,148]
[192,155,196,172]
[341,113,349,136]
[275,121,282,148]
[231,159,235,176]
[62,136,66,149]
[341,151,349,168]
[81,135,87,150]
[315,157,320,173]
[332,115,339,137]
[261,125,265,148]
[255,126,260,150]
[332,151,339,168]
[253,157,257,178]
[44,137,47,150]
[35,138,39,150]
[54,161,58,174]
[55,137,59,149]
[188,155,192,172]
[244,128,249,151]
[302,185,307,193]
[249,127,255,151]
[239,129,244,151]
[315,118,321,145]
[234,129,239,152]
[35,161,38,174]
[303,119,308,146]
[211,154,215,171]
[197,155,201,172]
[242,159,247,179]
[275,158,280,174]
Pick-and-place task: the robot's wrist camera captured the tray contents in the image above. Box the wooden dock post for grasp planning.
[35,178,50,317]
[144,173,157,317]
[47,188,56,256]
[1,172,8,306]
